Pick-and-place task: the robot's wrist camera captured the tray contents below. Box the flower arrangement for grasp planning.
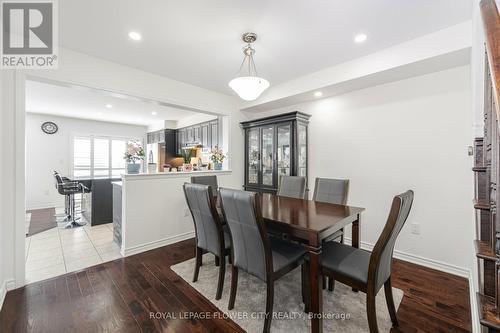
[210,146,226,167]
[124,140,145,164]
[180,148,197,164]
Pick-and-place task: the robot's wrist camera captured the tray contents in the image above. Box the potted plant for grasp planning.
[210,146,226,170]
[124,140,145,174]
[180,148,196,172]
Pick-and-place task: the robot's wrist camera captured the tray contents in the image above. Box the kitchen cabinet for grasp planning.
[176,118,221,153]
[146,129,167,144]
[240,112,310,194]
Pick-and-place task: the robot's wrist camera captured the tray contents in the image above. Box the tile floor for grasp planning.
[25,222,122,284]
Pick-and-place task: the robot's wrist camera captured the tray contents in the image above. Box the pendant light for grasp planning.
[228,32,270,101]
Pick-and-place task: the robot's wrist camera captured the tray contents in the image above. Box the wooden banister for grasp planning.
[481,0,500,120]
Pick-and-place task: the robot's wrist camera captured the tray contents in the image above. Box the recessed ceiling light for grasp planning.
[128,31,142,41]
[314,91,323,97]
[354,34,367,43]
[151,111,157,116]
[105,104,112,109]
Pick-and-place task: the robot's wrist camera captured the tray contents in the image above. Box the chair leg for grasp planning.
[192,247,202,283]
[215,255,220,267]
[228,266,238,310]
[339,228,344,244]
[328,276,335,292]
[302,261,310,313]
[366,290,379,333]
[322,276,327,289]
[301,264,306,303]
[384,278,398,327]
[215,255,225,300]
[263,281,274,333]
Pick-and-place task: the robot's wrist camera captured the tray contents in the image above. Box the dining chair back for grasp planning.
[313,178,349,205]
[218,187,270,281]
[191,175,218,195]
[183,183,223,255]
[369,190,414,291]
[277,176,307,199]
[183,182,229,300]
[313,178,350,250]
[219,187,307,333]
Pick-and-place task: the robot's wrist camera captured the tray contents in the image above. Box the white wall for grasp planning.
[243,65,474,274]
[0,48,243,297]
[120,171,234,256]
[175,113,218,129]
[0,71,19,307]
[0,71,5,309]
[25,113,147,210]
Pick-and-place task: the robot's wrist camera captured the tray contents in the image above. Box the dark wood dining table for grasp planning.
[216,192,364,332]
[256,193,365,333]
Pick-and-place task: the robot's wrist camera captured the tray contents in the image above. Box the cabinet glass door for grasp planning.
[247,128,260,185]
[261,126,275,187]
[297,123,307,177]
[277,123,291,183]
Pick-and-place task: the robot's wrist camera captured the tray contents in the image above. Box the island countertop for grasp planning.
[122,169,231,181]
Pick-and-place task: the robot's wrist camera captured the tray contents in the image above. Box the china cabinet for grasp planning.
[240,111,310,193]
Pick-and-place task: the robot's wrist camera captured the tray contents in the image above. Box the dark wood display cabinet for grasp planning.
[240,111,310,194]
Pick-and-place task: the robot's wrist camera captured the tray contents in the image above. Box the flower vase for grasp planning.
[127,163,141,174]
[214,162,222,170]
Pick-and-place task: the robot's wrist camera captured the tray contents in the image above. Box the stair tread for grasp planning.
[474,240,497,261]
[474,199,491,210]
[473,166,487,172]
[477,293,500,330]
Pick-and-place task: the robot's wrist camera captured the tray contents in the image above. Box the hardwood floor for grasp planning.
[0,239,471,333]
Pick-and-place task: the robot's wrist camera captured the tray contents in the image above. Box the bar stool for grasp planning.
[53,172,88,228]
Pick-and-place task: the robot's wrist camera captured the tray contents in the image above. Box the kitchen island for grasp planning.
[80,177,121,226]
[116,170,235,256]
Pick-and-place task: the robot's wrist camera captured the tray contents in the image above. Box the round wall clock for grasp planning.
[41,121,58,134]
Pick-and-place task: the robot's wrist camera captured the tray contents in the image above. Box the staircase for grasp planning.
[475,1,500,331]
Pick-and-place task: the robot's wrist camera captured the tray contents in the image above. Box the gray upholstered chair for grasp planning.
[313,178,349,243]
[305,190,414,333]
[219,188,307,333]
[183,182,230,300]
[313,177,350,290]
[191,175,218,196]
[277,175,307,199]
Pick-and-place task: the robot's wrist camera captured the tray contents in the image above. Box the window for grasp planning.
[72,136,140,179]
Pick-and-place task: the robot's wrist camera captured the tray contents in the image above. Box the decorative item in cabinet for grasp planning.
[240,111,310,193]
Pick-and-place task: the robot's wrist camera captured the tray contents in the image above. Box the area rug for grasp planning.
[26,208,57,237]
[171,254,403,333]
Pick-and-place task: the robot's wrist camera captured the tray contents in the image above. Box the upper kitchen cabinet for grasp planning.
[176,118,221,153]
[240,112,310,194]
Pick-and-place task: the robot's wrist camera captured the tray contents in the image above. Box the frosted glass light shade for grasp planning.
[228,76,270,101]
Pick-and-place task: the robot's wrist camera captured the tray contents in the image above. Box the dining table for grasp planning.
[216,191,365,332]
[253,193,365,333]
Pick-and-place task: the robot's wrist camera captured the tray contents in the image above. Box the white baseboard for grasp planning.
[26,202,59,211]
[469,271,481,333]
[122,231,195,257]
[0,279,16,312]
[344,237,469,278]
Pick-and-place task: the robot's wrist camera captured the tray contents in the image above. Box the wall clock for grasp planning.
[41,121,58,134]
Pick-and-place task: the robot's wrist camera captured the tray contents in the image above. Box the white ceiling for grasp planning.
[26,80,199,126]
[59,0,472,96]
